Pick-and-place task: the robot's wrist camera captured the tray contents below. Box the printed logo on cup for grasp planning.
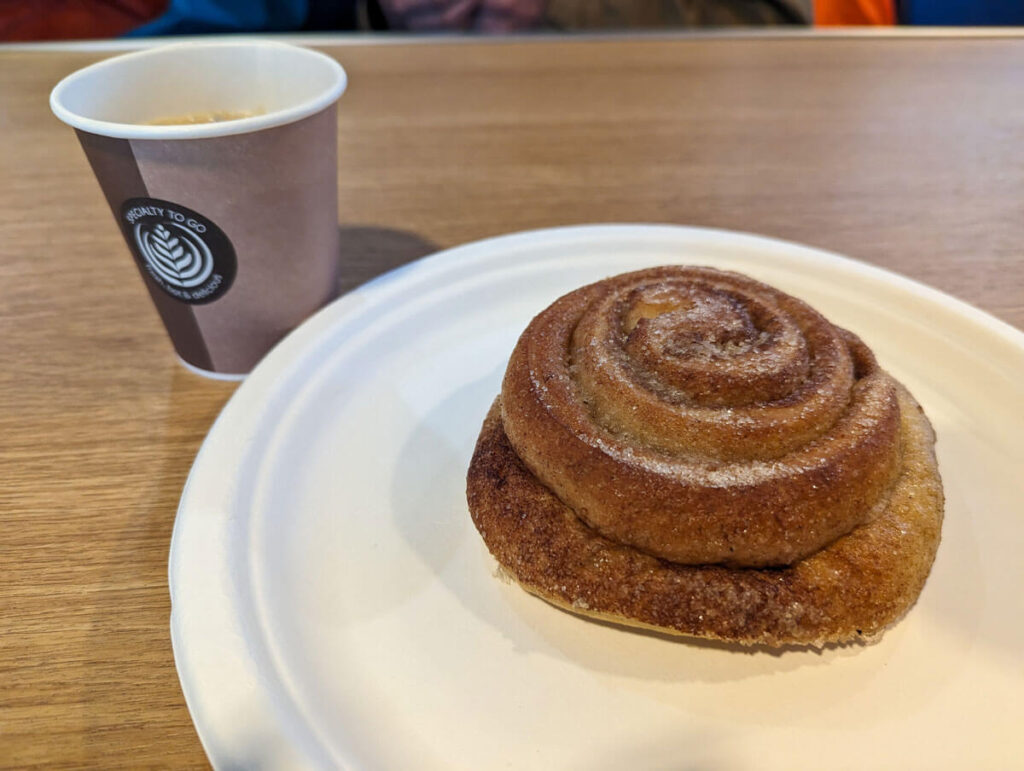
[120,198,236,304]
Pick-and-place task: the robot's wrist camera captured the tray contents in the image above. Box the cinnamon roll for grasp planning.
[466,266,944,647]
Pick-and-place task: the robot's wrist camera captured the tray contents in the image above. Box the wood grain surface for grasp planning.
[3,33,1024,768]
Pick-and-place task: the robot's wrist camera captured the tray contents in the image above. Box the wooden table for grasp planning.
[3,31,1024,768]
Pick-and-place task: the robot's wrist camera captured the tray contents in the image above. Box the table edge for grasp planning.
[6,26,1024,53]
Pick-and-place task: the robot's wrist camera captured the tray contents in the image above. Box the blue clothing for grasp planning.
[127,0,309,36]
[903,0,1024,25]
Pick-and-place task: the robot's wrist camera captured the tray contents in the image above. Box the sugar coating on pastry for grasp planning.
[465,265,944,648]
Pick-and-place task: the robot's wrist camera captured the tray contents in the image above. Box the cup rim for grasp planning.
[50,39,347,140]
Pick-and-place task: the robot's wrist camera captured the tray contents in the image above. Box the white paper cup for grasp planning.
[51,41,348,378]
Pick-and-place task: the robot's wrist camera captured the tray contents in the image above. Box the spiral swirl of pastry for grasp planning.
[501,266,902,567]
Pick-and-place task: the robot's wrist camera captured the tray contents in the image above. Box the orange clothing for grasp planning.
[815,0,895,25]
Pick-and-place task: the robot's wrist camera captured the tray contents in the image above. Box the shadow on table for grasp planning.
[82,364,236,762]
[336,225,441,296]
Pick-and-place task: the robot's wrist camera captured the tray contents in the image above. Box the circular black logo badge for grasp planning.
[120,197,236,304]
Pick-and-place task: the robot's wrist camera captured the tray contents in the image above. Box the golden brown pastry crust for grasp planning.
[468,386,943,647]
[466,266,944,647]
[500,267,902,567]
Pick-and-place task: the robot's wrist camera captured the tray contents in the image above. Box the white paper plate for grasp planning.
[170,225,1024,770]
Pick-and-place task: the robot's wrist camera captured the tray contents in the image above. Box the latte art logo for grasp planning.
[120,197,236,304]
[135,222,213,289]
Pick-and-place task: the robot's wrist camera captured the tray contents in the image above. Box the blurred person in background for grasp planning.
[1,0,813,40]
[379,0,811,31]
[5,0,1020,41]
